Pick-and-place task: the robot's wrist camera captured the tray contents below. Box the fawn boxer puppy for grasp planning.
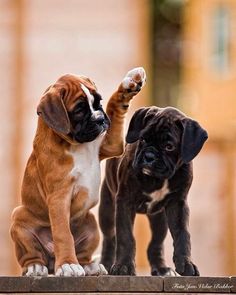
[99,106,208,276]
[10,68,146,277]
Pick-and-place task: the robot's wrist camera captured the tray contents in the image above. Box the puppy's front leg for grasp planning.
[99,67,146,160]
[48,193,85,277]
[110,194,136,275]
[166,198,200,276]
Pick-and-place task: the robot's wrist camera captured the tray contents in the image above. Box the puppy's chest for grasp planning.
[137,180,170,213]
[68,139,102,209]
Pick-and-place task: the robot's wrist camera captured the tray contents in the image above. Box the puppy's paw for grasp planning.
[118,67,146,108]
[181,262,200,276]
[151,266,179,277]
[122,67,146,91]
[25,263,48,277]
[100,258,115,274]
[84,262,108,276]
[110,262,136,275]
[55,263,85,277]
[174,258,200,276]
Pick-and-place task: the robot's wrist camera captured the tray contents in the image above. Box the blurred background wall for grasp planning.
[0,0,235,276]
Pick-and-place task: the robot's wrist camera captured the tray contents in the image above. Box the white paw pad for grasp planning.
[122,67,146,90]
[25,263,48,277]
[56,263,85,277]
[84,262,108,276]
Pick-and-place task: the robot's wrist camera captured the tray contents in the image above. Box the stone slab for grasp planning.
[0,276,234,293]
[0,294,231,295]
[98,275,163,292]
[0,294,160,295]
[0,276,31,292]
[31,276,98,292]
[230,277,236,293]
[164,276,232,293]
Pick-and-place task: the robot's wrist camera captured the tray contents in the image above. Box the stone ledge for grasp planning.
[164,277,233,293]
[98,276,163,292]
[231,277,236,293]
[0,276,234,293]
[0,294,231,295]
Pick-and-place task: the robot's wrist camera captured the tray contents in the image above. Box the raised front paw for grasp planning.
[110,262,136,275]
[84,262,108,276]
[55,263,85,277]
[174,257,200,276]
[122,67,146,92]
[24,263,48,277]
[118,67,146,107]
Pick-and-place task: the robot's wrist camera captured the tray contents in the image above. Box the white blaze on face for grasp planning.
[81,83,101,119]
[81,83,94,112]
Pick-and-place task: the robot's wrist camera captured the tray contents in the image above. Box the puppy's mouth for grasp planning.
[74,128,106,143]
[142,168,153,176]
[70,122,109,143]
[135,162,173,180]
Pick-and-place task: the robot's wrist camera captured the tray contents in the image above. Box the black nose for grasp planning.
[144,151,156,163]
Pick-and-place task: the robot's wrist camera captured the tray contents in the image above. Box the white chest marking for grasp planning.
[144,180,170,210]
[68,136,103,208]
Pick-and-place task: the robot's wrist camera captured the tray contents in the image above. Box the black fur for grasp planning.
[99,106,207,276]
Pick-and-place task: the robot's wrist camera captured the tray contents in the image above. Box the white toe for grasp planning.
[55,266,62,277]
[122,67,146,90]
[84,262,108,276]
[62,264,72,277]
[165,269,179,276]
[126,67,146,83]
[25,264,48,277]
[25,265,34,277]
[99,263,108,275]
[122,77,134,89]
[56,263,85,277]
[70,263,85,277]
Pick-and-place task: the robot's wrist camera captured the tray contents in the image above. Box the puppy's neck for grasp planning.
[33,118,104,155]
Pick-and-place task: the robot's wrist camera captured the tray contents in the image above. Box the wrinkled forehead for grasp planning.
[56,74,97,111]
[143,114,181,141]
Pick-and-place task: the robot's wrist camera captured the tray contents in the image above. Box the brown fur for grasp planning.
[10,72,144,274]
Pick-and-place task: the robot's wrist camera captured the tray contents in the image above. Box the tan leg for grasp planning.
[10,206,50,276]
[72,212,107,275]
[99,67,146,160]
[47,192,85,277]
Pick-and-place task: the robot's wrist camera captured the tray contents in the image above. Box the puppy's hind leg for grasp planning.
[99,179,116,273]
[147,210,176,276]
[10,206,49,276]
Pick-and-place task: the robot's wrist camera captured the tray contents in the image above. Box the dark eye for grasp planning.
[165,143,175,152]
[93,93,103,109]
[74,102,86,114]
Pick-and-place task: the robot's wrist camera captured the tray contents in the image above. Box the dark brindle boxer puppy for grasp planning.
[10,67,146,277]
[99,106,208,276]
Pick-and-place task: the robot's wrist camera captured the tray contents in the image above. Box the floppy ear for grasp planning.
[79,75,97,90]
[126,107,155,143]
[181,119,208,163]
[37,86,70,134]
